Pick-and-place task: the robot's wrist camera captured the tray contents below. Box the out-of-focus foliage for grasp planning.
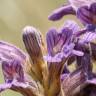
[0,0,82,96]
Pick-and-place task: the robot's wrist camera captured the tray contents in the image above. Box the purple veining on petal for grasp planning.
[48,5,75,21]
[0,41,26,61]
[77,6,92,25]
[46,27,59,56]
[46,27,70,58]
[23,26,43,59]
[44,43,84,63]
[73,28,87,37]
[72,50,84,56]
[62,20,80,34]
[46,21,78,56]
[62,43,75,54]
[0,50,13,61]
[2,59,24,83]
[46,20,84,63]
[62,43,84,57]
[79,32,96,44]
[59,20,80,44]
[61,66,88,96]
[76,2,96,25]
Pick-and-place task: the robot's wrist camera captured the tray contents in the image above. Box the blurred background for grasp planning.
[0,0,81,96]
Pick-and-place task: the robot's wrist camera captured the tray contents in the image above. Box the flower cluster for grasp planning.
[0,0,96,96]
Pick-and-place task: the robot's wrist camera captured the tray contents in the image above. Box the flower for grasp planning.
[61,66,96,96]
[0,26,76,96]
[48,0,96,95]
[48,0,96,76]
[43,21,83,96]
[48,0,96,50]
[44,20,83,63]
[0,23,84,96]
[76,3,96,25]
[1,1,96,95]
[48,0,96,26]
[0,26,47,96]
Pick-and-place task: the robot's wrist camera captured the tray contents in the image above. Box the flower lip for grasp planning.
[45,20,83,63]
[44,43,84,63]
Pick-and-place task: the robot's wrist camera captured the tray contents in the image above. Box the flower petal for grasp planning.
[79,32,96,44]
[72,50,84,56]
[0,41,26,62]
[48,5,75,21]
[23,26,46,82]
[23,26,43,59]
[61,20,80,34]
[0,80,38,96]
[77,6,92,25]
[61,67,87,96]
[44,43,79,63]
[76,3,96,25]
[46,20,80,57]
[46,27,59,56]
[47,58,67,96]
[2,59,24,83]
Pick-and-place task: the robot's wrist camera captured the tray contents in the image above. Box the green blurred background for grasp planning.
[0,0,81,96]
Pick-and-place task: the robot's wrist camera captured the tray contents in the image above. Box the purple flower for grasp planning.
[0,26,47,96]
[48,0,96,27]
[76,3,96,25]
[48,1,96,42]
[61,66,96,96]
[44,20,83,63]
[0,26,75,96]
[48,1,96,96]
[48,0,96,67]
[0,41,31,94]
